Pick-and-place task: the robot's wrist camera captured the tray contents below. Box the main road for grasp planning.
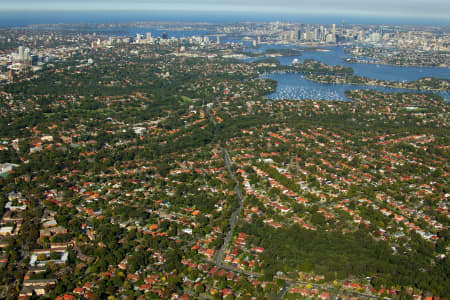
[205,103,378,300]
[213,147,245,266]
[205,103,245,267]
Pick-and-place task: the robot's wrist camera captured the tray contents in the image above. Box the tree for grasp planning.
[167,274,182,292]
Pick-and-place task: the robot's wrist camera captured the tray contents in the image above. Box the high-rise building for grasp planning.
[370,32,381,42]
[294,28,301,41]
[216,35,220,44]
[358,30,365,41]
[18,46,24,62]
[24,48,31,64]
[326,34,334,43]
[332,24,337,42]
[314,28,320,40]
[289,30,296,41]
[30,55,38,65]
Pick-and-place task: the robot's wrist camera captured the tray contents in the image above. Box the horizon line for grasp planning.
[0,9,448,27]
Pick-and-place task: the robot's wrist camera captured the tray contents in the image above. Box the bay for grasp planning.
[262,72,450,101]
[249,46,450,101]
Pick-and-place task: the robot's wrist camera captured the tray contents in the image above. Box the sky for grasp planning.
[1,0,449,20]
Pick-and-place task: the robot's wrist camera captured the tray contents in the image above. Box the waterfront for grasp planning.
[252,46,450,101]
[260,72,450,101]
[277,46,450,81]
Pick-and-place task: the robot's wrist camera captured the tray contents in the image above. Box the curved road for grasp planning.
[275,281,293,300]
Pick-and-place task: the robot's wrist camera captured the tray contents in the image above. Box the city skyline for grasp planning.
[2,0,450,20]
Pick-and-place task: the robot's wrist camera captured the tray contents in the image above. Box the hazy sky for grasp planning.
[1,0,449,19]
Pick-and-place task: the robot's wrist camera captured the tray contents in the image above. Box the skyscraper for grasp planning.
[18,46,24,62]
[24,48,31,64]
[295,28,301,41]
[332,24,337,43]
[314,28,320,40]
[290,30,296,41]
[358,30,365,41]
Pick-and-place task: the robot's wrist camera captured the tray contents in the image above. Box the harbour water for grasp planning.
[261,72,450,101]
[250,46,450,101]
